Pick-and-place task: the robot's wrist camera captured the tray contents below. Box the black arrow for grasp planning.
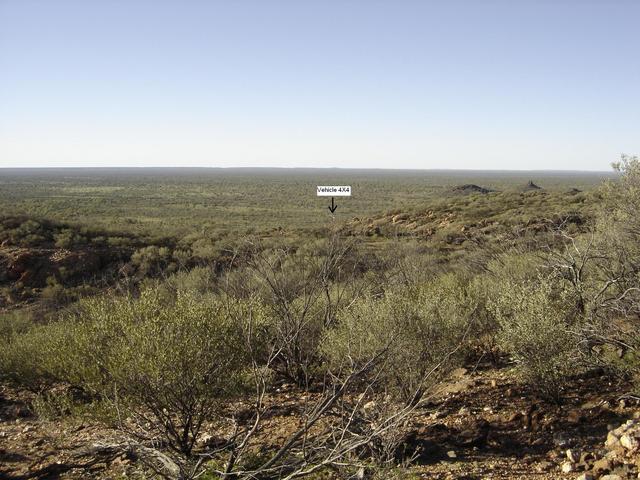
[328,197,338,214]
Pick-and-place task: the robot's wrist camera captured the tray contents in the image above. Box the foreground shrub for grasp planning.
[586,155,640,386]
[0,309,32,343]
[465,251,546,355]
[0,316,67,389]
[322,274,475,403]
[490,275,581,399]
[226,236,367,386]
[74,290,253,456]
[0,288,257,462]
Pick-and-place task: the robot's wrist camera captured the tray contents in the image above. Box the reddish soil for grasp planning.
[1,363,637,479]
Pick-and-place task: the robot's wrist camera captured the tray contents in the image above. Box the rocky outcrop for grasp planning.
[522,180,542,191]
[450,184,494,195]
[0,247,105,288]
[564,418,640,479]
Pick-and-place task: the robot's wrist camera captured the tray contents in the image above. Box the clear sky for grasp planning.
[0,0,638,170]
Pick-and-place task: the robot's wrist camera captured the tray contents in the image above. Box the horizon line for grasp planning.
[0,166,616,174]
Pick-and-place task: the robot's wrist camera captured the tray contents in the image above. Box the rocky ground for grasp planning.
[1,361,638,479]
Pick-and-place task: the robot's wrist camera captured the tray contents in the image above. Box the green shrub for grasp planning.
[40,277,68,306]
[74,290,251,454]
[0,287,259,458]
[227,239,365,385]
[0,318,71,389]
[0,309,33,343]
[53,228,86,248]
[322,274,475,403]
[465,251,545,353]
[162,266,217,297]
[582,155,640,386]
[130,245,173,276]
[489,275,581,399]
[32,388,116,422]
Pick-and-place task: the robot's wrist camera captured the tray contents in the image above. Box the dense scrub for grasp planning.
[1,163,640,479]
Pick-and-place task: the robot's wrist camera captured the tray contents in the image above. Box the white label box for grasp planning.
[317,186,351,197]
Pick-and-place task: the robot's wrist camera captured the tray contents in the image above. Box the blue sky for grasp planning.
[0,0,638,170]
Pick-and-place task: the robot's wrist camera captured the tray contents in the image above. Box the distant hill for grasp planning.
[450,184,495,195]
[522,180,542,191]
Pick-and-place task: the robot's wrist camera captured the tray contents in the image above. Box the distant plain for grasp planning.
[0,168,616,239]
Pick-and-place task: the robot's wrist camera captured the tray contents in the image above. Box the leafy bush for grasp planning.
[0,309,32,343]
[130,245,174,276]
[74,290,252,455]
[40,276,69,306]
[465,251,545,352]
[0,318,71,389]
[489,275,581,399]
[578,155,640,386]
[0,287,257,458]
[322,274,475,403]
[54,228,86,248]
[226,238,367,385]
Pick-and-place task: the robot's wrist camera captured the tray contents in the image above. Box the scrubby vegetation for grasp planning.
[2,163,640,479]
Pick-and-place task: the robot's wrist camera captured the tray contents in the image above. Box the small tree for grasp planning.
[581,155,640,385]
